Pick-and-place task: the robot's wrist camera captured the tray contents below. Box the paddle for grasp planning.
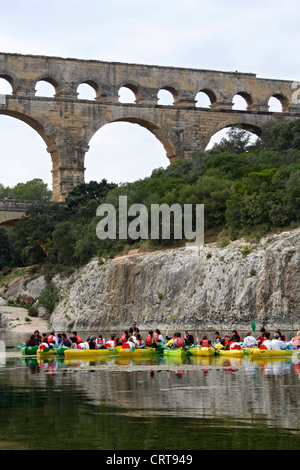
[251,321,256,334]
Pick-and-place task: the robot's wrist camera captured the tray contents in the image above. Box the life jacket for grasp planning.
[97,338,104,345]
[230,342,242,350]
[260,344,267,350]
[76,336,83,344]
[292,336,300,348]
[105,340,116,348]
[153,333,159,342]
[121,333,127,343]
[145,335,154,347]
[47,335,54,344]
[175,337,185,348]
[122,342,131,349]
[201,339,210,348]
[39,343,48,350]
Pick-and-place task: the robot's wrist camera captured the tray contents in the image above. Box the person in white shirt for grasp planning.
[242,331,258,348]
[271,333,288,350]
[261,332,273,350]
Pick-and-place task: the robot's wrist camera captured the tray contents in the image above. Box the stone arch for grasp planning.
[268,92,289,112]
[118,82,141,104]
[0,73,18,95]
[232,91,254,111]
[196,88,218,108]
[86,110,183,164]
[76,79,100,100]
[34,76,60,97]
[205,116,264,149]
[0,108,66,201]
[157,85,179,105]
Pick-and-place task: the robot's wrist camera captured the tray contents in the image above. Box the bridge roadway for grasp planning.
[0,199,65,226]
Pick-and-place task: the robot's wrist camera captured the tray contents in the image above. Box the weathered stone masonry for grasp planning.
[1,52,300,201]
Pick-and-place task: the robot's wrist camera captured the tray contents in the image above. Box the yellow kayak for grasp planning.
[249,349,295,358]
[117,348,156,358]
[64,348,118,359]
[189,347,215,357]
[37,348,57,357]
[216,349,244,358]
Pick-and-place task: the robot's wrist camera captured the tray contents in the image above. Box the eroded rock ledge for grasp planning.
[1,229,299,331]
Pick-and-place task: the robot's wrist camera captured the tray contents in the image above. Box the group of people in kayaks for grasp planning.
[24,321,300,352]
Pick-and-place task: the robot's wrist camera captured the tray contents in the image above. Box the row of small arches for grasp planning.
[0,77,285,112]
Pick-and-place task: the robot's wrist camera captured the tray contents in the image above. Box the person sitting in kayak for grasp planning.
[227,334,242,350]
[172,332,186,349]
[231,330,242,342]
[105,334,117,348]
[145,330,158,348]
[47,331,58,348]
[136,333,145,347]
[70,331,83,344]
[213,331,223,345]
[195,331,214,349]
[120,330,129,344]
[62,333,72,347]
[122,336,138,350]
[154,329,165,344]
[260,332,272,350]
[271,333,289,350]
[184,331,195,346]
[96,334,106,349]
[291,331,300,349]
[25,335,36,347]
[256,327,266,345]
[242,331,258,348]
[33,330,42,345]
[275,329,286,341]
[39,338,49,350]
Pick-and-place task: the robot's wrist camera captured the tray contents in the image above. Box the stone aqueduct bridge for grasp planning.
[1,52,300,202]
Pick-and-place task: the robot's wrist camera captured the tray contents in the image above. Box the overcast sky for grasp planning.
[0,0,299,189]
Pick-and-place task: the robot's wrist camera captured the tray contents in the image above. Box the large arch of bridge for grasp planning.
[86,111,183,163]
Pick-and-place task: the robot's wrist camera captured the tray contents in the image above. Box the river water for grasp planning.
[1,331,300,451]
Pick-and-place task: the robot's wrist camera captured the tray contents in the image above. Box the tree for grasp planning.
[11,178,52,202]
[0,227,11,270]
[66,180,117,210]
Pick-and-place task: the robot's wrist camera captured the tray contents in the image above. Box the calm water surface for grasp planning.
[0,331,300,450]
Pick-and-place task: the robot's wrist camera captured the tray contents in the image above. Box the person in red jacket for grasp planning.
[173,332,186,349]
[145,330,158,348]
[256,328,266,345]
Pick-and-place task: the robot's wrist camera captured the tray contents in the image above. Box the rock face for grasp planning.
[1,229,299,331]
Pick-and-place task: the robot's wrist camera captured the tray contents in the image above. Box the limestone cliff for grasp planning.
[1,229,299,331]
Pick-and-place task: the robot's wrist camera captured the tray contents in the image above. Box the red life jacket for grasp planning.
[105,340,116,348]
[201,339,210,348]
[47,335,54,344]
[260,344,267,350]
[145,335,154,346]
[153,333,159,342]
[230,343,242,350]
[122,343,131,349]
[175,337,185,348]
[97,338,104,345]
[121,333,127,343]
[76,336,83,344]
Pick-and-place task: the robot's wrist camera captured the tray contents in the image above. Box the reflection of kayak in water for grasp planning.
[189,347,215,357]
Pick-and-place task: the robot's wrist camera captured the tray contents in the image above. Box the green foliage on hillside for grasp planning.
[0,118,300,273]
